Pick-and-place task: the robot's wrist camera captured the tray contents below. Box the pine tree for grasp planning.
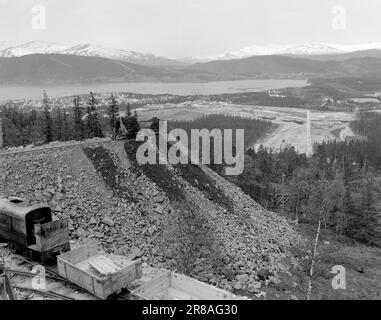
[87,92,103,138]
[357,178,378,243]
[42,90,53,143]
[86,93,94,137]
[73,96,85,140]
[126,108,140,139]
[56,107,63,141]
[86,105,92,137]
[62,109,70,141]
[30,109,37,123]
[109,93,119,138]
[150,117,160,135]
[344,175,379,243]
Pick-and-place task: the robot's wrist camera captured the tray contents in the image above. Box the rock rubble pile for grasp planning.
[0,141,302,296]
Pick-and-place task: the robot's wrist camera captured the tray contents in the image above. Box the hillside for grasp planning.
[188,55,328,76]
[2,53,381,84]
[0,140,303,298]
[0,54,164,84]
[188,55,381,78]
[0,54,241,84]
[0,41,184,67]
[290,49,381,61]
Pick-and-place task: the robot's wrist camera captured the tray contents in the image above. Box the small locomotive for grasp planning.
[0,198,70,265]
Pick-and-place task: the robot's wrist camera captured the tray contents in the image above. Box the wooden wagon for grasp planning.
[57,241,142,299]
[131,270,246,300]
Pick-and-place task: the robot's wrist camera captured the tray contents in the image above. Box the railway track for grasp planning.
[11,285,76,300]
[5,255,91,300]
[5,254,133,300]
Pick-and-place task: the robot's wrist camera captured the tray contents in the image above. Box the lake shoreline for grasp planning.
[0,79,308,102]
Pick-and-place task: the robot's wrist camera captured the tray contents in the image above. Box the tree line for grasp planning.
[0,91,141,147]
[182,112,381,246]
[314,111,381,170]
[168,114,275,150]
[208,91,306,108]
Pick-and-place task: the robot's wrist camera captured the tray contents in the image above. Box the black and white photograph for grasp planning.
[0,0,380,309]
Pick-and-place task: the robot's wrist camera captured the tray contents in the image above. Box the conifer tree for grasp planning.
[150,117,160,135]
[109,93,119,138]
[355,178,378,243]
[87,92,103,138]
[42,90,53,143]
[62,109,70,141]
[73,96,85,140]
[126,107,140,139]
[56,107,63,141]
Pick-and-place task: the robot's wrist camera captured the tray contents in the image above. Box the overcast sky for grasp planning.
[0,0,380,58]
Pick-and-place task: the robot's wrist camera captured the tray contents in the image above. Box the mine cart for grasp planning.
[131,270,246,300]
[57,241,142,299]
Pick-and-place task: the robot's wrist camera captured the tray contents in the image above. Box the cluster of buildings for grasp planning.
[320,96,381,112]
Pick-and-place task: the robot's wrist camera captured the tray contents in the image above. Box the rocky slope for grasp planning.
[0,140,302,297]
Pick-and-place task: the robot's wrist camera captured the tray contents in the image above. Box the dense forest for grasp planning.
[225,145,380,244]
[314,112,381,170]
[208,91,306,108]
[168,114,275,150]
[0,92,140,147]
[215,112,381,246]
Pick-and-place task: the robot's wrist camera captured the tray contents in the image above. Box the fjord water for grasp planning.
[0,79,307,101]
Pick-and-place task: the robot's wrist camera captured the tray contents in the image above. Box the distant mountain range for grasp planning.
[182,42,381,63]
[2,53,381,85]
[0,41,185,67]
[0,54,234,84]
[187,54,381,79]
[0,54,178,84]
[290,49,381,61]
[2,41,381,85]
[4,41,381,66]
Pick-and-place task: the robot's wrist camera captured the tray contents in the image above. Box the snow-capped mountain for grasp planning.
[223,43,346,59]
[279,43,345,55]
[0,41,72,58]
[183,42,381,63]
[0,41,184,67]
